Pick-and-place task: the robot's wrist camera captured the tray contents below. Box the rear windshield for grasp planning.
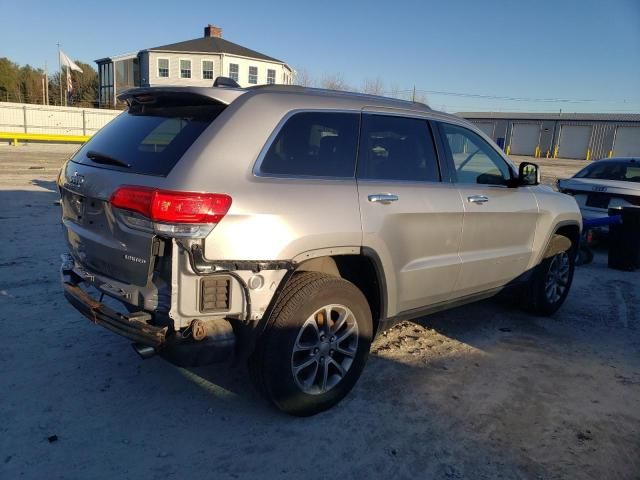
[71,94,226,176]
[575,161,640,183]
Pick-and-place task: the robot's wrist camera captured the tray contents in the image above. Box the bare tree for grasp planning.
[361,77,385,96]
[386,83,403,100]
[293,68,314,87]
[320,73,350,91]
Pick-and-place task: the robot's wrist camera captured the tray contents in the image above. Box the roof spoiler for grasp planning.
[118,86,246,106]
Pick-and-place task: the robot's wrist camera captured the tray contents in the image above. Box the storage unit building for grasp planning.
[614,126,640,157]
[557,124,593,159]
[509,123,541,156]
[460,112,640,160]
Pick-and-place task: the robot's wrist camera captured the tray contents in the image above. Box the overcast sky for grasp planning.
[1,0,639,113]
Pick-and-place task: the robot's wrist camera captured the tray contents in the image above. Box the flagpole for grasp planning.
[57,42,62,106]
[44,61,49,105]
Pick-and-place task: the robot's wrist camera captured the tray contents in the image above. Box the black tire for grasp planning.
[249,272,372,416]
[526,248,575,316]
[575,245,594,266]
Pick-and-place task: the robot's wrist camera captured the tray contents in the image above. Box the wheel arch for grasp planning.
[540,220,581,263]
[292,250,387,336]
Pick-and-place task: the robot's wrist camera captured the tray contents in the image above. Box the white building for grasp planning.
[96,25,293,107]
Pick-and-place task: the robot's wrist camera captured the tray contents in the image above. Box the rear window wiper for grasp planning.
[86,150,131,168]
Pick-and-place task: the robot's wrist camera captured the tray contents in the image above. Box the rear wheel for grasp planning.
[526,249,575,316]
[249,272,372,416]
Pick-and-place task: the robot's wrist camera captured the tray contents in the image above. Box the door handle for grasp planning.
[467,195,489,204]
[368,193,399,204]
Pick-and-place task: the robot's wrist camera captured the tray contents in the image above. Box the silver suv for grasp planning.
[59,84,581,415]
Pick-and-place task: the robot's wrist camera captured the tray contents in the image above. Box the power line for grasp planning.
[436,104,640,113]
[384,88,639,105]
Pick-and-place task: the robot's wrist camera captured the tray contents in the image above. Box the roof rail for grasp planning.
[244,84,430,109]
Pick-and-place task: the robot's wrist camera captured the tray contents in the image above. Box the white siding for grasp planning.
[139,51,292,88]
[220,54,292,87]
[144,51,224,87]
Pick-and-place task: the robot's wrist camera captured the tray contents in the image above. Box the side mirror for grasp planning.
[519,162,540,186]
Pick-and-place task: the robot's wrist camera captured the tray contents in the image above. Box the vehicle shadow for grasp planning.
[4,185,639,479]
[31,178,59,193]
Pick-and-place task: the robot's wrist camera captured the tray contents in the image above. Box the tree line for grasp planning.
[0,57,98,107]
[0,56,426,109]
[293,69,428,104]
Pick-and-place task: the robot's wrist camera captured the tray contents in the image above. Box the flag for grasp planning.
[59,50,83,73]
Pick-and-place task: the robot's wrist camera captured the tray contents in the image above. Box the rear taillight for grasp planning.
[110,186,232,238]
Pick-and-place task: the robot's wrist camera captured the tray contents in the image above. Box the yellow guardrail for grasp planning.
[0,132,91,146]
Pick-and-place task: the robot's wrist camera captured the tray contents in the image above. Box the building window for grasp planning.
[202,60,214,80]
[158,58,169,78]
[248,66,258,84]
[267,69,276,85]
[229,63,239,82]
[180,59,191,79]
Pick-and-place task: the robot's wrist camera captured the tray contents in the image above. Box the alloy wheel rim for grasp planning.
[291,304,359,395]
[544,252,570,304]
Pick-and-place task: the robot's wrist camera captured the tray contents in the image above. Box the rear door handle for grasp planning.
[467,195,489,204]
[368,194,399,204]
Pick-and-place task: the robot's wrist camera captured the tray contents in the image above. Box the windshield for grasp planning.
[574,161,640,183]
[71,94,226,176]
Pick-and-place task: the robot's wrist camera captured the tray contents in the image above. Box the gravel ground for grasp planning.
[1,144,639,480]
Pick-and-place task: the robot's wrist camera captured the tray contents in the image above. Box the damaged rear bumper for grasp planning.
[63,282,168,348]
[61,255,168,348]
[60,253,237,366]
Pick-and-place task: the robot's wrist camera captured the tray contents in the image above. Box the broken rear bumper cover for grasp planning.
[61,254,168,348]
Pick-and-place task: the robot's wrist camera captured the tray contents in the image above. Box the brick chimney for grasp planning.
[204,24,222,38]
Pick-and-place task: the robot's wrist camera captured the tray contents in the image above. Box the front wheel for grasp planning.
[249,272,372,416]
[526,249,575,316]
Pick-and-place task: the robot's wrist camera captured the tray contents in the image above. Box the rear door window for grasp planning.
[357,114,440,182]
[71,94,226,176]
[259,112,359,177]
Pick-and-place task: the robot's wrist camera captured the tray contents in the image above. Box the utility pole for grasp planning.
[57,42,62,106]
[412,85,416,102]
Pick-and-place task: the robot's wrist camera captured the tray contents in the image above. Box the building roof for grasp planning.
[146,36,286,64]
[95,52,139,63]
[458,112,640,122]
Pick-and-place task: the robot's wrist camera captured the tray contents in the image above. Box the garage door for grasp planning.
[557,125,592,159]
[509,123,540,155]
[473,122,495,139]
[614,127,640,157]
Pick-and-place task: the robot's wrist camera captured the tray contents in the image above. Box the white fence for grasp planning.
[0,102,122,136]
